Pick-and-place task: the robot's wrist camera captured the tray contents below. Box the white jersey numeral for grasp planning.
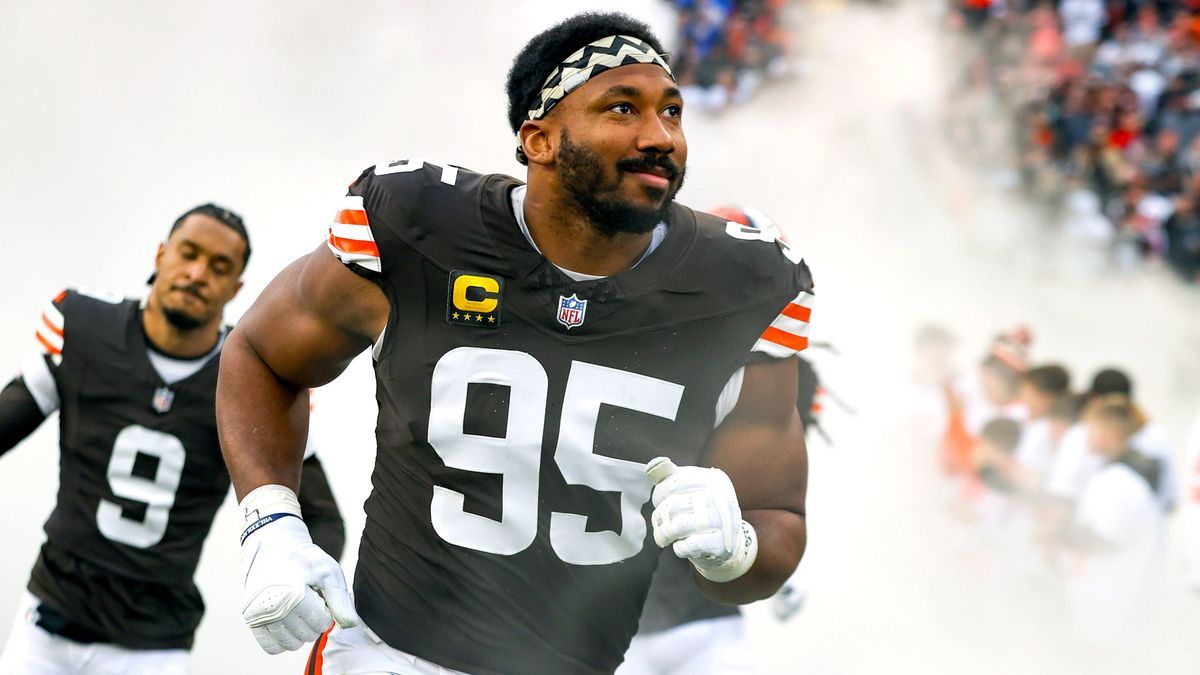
[374,158,458,185]
[427,348,683,564]
[96,425,186,548]
[429,347,546,555]
[550,361,683,564]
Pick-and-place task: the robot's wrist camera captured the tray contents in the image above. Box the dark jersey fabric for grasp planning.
[341,161,813,674]
[24,290,229,649]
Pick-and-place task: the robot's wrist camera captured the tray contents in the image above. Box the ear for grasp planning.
[154,242,166,274]
[519,120,555,166]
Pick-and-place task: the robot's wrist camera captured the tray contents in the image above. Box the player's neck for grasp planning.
[141,304,222,359]
[523,186,653,277]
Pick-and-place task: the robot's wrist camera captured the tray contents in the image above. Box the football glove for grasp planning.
[646,457,758,583]
[239,484,359,654]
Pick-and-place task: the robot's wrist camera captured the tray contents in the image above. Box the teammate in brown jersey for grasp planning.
[0,205,343,675]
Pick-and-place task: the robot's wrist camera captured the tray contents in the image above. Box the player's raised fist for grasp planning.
[239,484,359,654]
[645,457,759,583]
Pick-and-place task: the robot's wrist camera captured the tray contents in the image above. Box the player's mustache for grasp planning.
[616,154,679,180]
[171,284,208,301]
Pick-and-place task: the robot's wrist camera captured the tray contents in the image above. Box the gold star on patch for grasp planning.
[452,312,461,320]
[487,316,495,323]
[475,314,483,322]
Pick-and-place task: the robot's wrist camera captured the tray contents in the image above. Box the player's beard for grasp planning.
[161,305,207,331]
[558,129,685,237]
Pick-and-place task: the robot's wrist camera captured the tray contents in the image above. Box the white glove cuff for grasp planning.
[696,520,759,583]
[239,484,304,544]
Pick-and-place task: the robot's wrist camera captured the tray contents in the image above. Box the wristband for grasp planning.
[238,484,303,544]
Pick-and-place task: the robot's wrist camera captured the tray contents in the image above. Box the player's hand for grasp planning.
[239,484,360,654]
[645,457,758,583]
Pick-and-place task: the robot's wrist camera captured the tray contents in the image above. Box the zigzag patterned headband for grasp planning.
[526,34,673,122]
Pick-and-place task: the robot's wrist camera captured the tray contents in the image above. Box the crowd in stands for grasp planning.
[948,0,1200,282]
[930,326,1200,642]
[664,0,798,112]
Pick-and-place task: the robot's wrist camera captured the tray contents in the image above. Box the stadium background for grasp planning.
[1,0,1197,672]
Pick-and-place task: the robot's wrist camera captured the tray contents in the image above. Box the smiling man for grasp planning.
[219,12,814,675]
[0,205,344,675]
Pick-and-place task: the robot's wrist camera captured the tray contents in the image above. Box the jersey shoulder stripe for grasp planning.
[35,292,67,359]
[752,289,814,358]
[327,195,381,272]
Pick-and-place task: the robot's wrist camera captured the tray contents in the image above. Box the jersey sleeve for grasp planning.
[751,257,815,359]
[24,290,68,414]
[325,160,449,278]
[1,291,69,453]
[326,193,380,275]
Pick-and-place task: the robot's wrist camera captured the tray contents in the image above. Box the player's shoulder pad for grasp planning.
[36,288,132,358]
[350,158,483,222]
[684,206,815,305]
[333,159,491,275]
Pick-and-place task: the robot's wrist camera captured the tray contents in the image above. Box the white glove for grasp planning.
[239,484,360,654]
[645,457,758,583]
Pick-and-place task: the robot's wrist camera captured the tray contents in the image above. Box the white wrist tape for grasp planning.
[695,520,759,583]
[239,484,303,544]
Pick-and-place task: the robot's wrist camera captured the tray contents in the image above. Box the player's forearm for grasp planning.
[0,377,49,455]
[217,329,309,499]
[694,508,806,604]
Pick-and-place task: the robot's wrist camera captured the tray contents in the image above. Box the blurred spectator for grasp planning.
[1046,368,1178,511]
[1062,397,1164,639]
[667,0,796,113]
[1059,0,1106,53]
[974,418,1024,498]
[951,1,1200,282]
[1014,364,1072,481]
[941,329,1030,477]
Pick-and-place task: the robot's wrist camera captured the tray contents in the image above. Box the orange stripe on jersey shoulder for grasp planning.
[53,289,68,303]
[36,331,62,355]
[780,302,812,323]
[328,231,380,258]
[42,312,64,338]
[761,326,809,352]
[335,209,368,226]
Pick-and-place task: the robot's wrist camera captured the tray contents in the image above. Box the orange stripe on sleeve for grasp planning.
[760,326,809,352]
[780,302,812,323]
[335,209,369,226]
[328,231,380,258]
[41,312,63,338]
[53,289,68,303]
[36,332,62,356]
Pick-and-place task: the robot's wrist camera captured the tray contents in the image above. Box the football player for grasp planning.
[0,204,344,675]
[218,12,814,675]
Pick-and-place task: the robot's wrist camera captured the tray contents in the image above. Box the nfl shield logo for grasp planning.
[152,386,175,414]
[557,293,587,330]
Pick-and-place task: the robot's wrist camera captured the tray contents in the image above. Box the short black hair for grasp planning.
[169,203,252,271]
[980,418,1022,454]
[505,12,667,137]
[1020,364,1071,397]
[1089,367,1132,400]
